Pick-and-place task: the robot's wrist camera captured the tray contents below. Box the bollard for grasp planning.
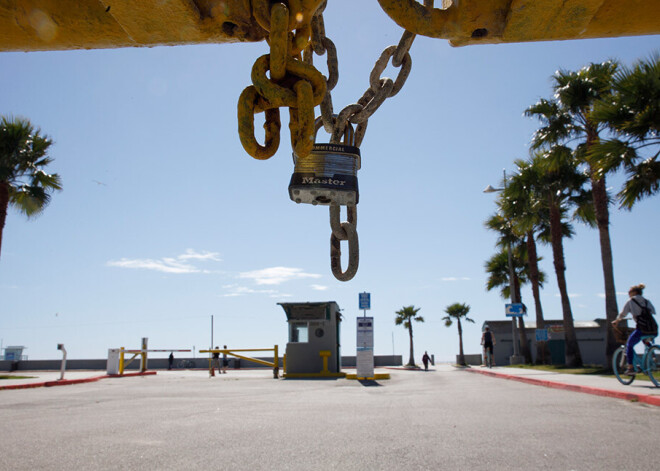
[57,344,67,381]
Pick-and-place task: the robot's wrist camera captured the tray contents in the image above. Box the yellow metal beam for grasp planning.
[376,0,660,46]
[0,1,658,52]
[0,0,265,52]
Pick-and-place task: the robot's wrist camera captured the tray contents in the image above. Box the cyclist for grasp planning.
[481,326,495,367]
[612,283,657,375]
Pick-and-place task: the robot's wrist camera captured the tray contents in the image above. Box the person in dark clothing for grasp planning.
[481,326,495,367]
[211,347,220,376]
[612,283,657,375]
[422,351,431,371]
[222,345,229,374]
[168,352,174,370]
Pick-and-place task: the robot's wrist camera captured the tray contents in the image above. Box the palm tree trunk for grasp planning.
[549,198,583,367]
[457,318,465,366]
[0,182,9,260]
[514,277,532,363]
[407,323,415,367]
[590,173,619,370]
[526,231,550,364]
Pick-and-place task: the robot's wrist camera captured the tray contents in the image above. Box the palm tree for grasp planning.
[502,168,566,364]
[519,150,594,367]
[525,61,620,367]
[395,305,424,367]
[591,54,660,209]
[482,216,533,364]
[443,303,474,366]
[0,116,62,260]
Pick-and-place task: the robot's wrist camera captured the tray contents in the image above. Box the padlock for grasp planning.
[288,119,360,206]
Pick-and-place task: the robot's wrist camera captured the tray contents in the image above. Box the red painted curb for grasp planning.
[44,376,106,387]
[0,371,158,391]
[467,368,660,407]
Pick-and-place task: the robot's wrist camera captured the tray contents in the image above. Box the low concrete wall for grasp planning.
[1,355,403,372]
[456,354,482,366]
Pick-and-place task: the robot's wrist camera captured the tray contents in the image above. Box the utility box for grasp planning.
[279,302,342,376]
[107,348,120,375]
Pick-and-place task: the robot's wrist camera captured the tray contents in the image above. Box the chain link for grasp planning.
[330,203,359,281]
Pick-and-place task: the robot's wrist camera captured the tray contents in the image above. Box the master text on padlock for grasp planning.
[301,177,347,186]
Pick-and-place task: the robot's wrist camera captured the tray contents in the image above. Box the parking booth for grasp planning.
[278,302,344,378]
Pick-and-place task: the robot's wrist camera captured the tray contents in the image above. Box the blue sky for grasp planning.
[1,4,658,362]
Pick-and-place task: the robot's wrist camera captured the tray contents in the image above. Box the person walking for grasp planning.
[211,347,220,376]
[422,351,431,371]
[612,283,657,375]
[481,326,496,367]
[168,352,174,370]
[222,345,229,374]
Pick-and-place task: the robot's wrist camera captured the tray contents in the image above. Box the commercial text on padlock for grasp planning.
[288,129,360,206]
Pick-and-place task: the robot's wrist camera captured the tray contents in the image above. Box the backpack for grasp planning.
[632,298,658,336]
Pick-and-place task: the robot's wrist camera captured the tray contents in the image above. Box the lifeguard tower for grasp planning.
[279,302,344,378]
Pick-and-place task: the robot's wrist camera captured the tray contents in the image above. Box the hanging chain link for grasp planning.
[238,0,431,281]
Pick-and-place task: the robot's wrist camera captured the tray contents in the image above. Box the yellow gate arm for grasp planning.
[201,346,279,378]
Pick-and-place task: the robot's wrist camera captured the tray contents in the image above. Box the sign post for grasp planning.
[357,292,373,378]
[356,317,374,378]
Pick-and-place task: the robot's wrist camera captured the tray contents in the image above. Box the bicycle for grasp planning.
[177,359,196,369]
[612,324,659,387]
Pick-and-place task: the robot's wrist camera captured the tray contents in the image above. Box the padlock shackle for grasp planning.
[314,115,355,146]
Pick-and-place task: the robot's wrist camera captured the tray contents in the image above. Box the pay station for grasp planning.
[278,302,344,378]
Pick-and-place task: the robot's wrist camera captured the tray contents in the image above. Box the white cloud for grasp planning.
[107,249,221,274]
[177,249,222,262]
[554,293,582,298]
[441,277,471,282]
[310,284,328,291]
[238,266,322,285]
[221,284,278,297]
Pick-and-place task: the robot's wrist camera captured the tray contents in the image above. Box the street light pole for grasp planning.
[484,169,523,365]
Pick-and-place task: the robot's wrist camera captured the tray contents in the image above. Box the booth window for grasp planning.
[290,322,309,343]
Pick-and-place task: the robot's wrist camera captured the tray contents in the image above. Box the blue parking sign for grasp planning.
[535,329,549,341]
[359,292,371,310]
[505,303,524,317]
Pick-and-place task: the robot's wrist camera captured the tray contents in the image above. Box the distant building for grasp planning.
[483,319,619,366]
[1,346,27,361]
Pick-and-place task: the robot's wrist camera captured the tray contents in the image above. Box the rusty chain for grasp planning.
[330,203,358,281]
[303,0,428,281]
[238,0,431,281]
[238,1,324,160]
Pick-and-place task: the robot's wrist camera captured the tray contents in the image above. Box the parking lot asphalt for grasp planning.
[2,365,660,471]
[2,364,659,406]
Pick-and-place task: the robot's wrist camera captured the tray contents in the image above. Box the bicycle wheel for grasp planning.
[645,345,660,387]
[612,346,635,385]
